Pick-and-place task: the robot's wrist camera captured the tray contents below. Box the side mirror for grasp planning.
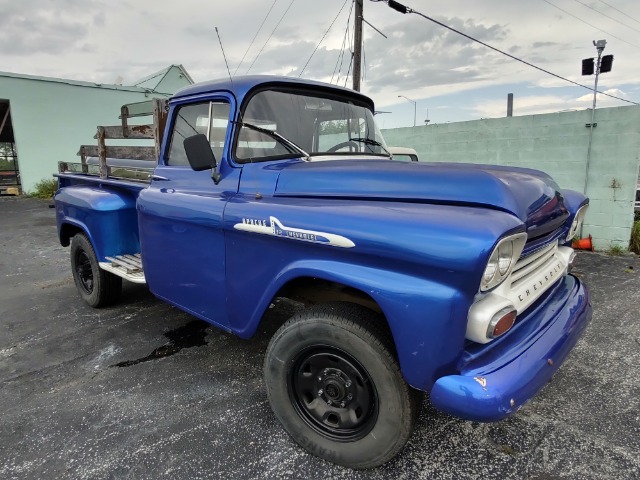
[184,134,217,171]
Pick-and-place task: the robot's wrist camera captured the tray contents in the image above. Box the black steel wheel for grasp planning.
[75,250,94,295]
[70,233,122,308]
[289,346,378,442]
[264,302,421,469]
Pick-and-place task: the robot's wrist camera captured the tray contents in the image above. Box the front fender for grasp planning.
[230,259,469,391]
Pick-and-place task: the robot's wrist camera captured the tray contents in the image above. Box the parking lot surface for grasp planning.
[1,197,639,479]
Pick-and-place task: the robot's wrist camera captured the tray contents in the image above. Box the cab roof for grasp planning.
[171,75,375,111]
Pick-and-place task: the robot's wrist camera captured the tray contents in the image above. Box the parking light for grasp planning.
[487,307,517,338]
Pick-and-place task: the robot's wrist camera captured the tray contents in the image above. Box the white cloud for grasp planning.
[1,0,639,121]
[576,88,628,102]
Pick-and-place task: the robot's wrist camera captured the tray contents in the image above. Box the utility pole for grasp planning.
[353,0,363,91]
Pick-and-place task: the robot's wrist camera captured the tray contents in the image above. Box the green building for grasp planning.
[0,65,193,194]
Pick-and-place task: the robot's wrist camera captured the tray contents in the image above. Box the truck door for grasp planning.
[137,97,240,328]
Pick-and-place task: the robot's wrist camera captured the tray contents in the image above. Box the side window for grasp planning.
[167,102,230,166]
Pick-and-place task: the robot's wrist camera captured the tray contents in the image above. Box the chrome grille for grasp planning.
[510,241,559,289]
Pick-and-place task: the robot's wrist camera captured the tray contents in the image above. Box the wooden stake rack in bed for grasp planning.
[59,98,168,181]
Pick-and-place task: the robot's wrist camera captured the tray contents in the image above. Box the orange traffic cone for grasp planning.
[572,234,593,251]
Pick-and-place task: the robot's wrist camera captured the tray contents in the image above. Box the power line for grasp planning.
[234,0,278,75]
[331,2,354,84]
[374,0,639,105]
[573,0,640,34]
[299,0,350,77]
[246,0,296,74]
[596,0,640,26]
[542,0,640,49]
[344,54,354,88]
[362,35,367,81]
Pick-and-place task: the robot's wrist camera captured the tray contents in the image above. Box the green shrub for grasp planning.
[30,178,58,199]
[607,244,625,256]
[630,221,640,255]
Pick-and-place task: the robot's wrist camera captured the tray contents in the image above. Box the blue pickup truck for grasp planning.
[55,76,591,468]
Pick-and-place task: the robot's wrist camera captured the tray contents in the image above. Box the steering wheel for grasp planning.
[326,140,359,153]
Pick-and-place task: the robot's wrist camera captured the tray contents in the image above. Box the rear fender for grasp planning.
[235,260,469,390]
[55,186,140,260]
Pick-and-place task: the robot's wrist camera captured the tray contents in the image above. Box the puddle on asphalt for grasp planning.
[111,320,208,368]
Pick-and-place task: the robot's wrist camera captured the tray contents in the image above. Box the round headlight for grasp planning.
[498,241,513,275]
[566,204,589,242]
[480,232,527,292]
[483,255,498,284]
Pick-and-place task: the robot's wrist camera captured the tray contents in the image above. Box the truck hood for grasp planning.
[274,159,569,240]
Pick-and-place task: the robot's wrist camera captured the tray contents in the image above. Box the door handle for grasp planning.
[149,174,170,181]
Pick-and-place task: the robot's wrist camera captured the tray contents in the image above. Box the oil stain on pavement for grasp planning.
[111,320,209,368]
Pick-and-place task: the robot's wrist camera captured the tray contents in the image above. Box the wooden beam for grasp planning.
[77,145,156,161]
[93,125,154,140]
[152,99,168,160]
[97,127,108,178]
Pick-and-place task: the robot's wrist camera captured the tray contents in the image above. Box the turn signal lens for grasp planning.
[487,308,517,339]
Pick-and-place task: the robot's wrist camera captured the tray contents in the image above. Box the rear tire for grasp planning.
[70,233,121,307]
[264,302,421,469]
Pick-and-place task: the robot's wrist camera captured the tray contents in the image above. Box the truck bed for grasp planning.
[55,171,150,191]
[58,155,154,184]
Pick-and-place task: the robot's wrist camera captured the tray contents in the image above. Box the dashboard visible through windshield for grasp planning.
[234,88,389,162]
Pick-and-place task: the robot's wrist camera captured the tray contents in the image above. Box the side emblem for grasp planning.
[234,216,355,248]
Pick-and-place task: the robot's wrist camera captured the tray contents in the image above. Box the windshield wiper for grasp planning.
[349,137,391,157]
[233,121,310,161]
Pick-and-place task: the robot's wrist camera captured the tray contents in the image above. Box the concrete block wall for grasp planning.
[382,106,640,250]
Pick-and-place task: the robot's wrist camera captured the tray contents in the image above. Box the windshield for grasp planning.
[234,89,388,162]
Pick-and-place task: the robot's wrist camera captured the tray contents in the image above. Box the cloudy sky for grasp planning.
[2,0,640,128]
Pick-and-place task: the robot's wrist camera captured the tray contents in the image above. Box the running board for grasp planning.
[99,254,146,284]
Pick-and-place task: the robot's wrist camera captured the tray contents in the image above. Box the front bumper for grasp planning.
[430,274,591,422]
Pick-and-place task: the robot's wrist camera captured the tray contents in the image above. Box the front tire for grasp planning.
[264,303,421,469]
[70,233,121,308]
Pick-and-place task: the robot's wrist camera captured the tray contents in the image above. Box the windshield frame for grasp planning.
[231,86,388,164]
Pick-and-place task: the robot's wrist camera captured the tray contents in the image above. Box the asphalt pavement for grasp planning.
[1,196,639,480]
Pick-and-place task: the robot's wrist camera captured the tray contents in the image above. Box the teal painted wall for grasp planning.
[155,67,192,95]
[0,74,190,193]
[382,106,640,250]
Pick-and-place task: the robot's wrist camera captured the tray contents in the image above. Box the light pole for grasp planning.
[398,95,416,127]
[584,39,607,196]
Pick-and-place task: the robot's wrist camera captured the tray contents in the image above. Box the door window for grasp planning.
[166,102,230,166]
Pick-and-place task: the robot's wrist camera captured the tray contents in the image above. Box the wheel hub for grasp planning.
[319,368,352,405]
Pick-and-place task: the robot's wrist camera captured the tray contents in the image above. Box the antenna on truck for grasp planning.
[215,27,233,85]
